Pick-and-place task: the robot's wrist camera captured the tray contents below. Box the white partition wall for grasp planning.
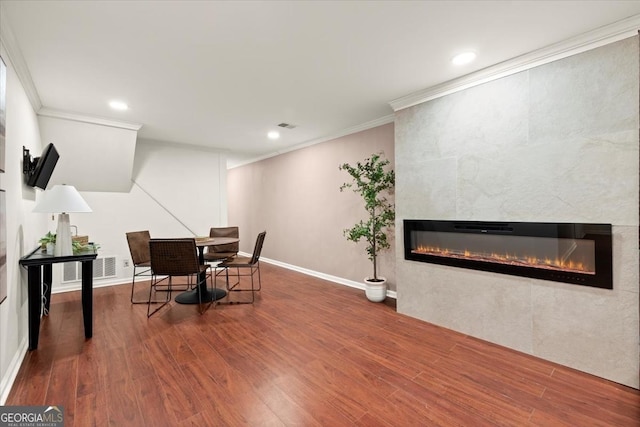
[38,112,140,192]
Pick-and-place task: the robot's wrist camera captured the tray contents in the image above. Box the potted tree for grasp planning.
[339,152,395,302]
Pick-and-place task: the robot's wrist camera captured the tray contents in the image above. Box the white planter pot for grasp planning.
[364,277,387,302]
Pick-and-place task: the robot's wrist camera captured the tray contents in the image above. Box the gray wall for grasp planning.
[395,37,639,387]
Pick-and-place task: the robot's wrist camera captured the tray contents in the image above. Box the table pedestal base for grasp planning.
[175,288,226,304]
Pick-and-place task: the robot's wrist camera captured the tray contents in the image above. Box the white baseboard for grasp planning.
[51,256,399,301]
[0,336,28,405]
[51,277,131,294]
[254,253,398,299]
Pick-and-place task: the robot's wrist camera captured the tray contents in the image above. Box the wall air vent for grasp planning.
[277,123,297,129]
[62,256,117,283]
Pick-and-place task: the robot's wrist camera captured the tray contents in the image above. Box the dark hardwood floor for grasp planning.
[6,263,640,426]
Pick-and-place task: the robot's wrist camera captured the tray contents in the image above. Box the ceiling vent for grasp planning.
[277,122,296,129]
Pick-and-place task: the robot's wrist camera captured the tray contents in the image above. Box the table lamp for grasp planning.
[33,184,92,256]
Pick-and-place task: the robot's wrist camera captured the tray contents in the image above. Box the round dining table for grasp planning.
[174,236,240,305]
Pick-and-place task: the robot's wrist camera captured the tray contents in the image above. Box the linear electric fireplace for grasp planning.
[404,220,613,289]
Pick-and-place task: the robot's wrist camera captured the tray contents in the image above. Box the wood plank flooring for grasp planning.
[6,263,640,426]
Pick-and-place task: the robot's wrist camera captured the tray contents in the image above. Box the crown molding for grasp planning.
[390,14,640,112]
[282,113,395,155]
[136,137,227,154]
[0,3,42,111]
[37,107,143,131]
[228,113,395,169]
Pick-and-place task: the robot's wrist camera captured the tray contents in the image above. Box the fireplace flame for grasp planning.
[412,245,595,275]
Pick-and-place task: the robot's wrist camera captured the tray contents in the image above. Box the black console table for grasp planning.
[19,246,98,350]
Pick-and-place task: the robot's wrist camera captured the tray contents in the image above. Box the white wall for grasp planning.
[0,70,229,401]
[41,138,228,292]
[0,44,49,404]
[395,36,639,388]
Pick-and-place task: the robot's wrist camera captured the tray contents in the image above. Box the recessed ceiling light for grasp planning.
[109,100,128,111]
[451,51,476,66]
[267,131,280,140]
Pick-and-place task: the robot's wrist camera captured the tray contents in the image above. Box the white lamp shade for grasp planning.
[33,184,92,213]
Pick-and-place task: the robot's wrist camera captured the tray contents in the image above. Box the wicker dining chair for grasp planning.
[126,230,190,304]
[147,238,213,317]
[203,226,239,263]
[214,231,266,305]
[126,230,154,304]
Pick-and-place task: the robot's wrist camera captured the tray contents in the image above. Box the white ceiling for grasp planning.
[3,1,640,165]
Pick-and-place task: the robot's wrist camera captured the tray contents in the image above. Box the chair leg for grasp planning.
[130,275,141,303]
[131,266,153,304]
[155,275,190,292]
[198,271,214,315]
[147,275,171,317]
[130,269,137,303]
[225,267,240,291]
[255,262,262,291]
[212,265,228,308]
[248,268,255,303]
[213,269,218,309]
[217,266,256,305]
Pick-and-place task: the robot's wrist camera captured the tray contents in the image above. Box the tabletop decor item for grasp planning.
[339,152,395,302]
[39,231,56,253]
[33,184,92,256]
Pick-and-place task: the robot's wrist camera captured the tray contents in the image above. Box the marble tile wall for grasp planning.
[395,36,639,388]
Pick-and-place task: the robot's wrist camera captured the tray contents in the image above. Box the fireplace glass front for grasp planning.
[404,220,612,289]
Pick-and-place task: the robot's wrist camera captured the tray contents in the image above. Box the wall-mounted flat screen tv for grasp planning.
[25,143,59,189]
